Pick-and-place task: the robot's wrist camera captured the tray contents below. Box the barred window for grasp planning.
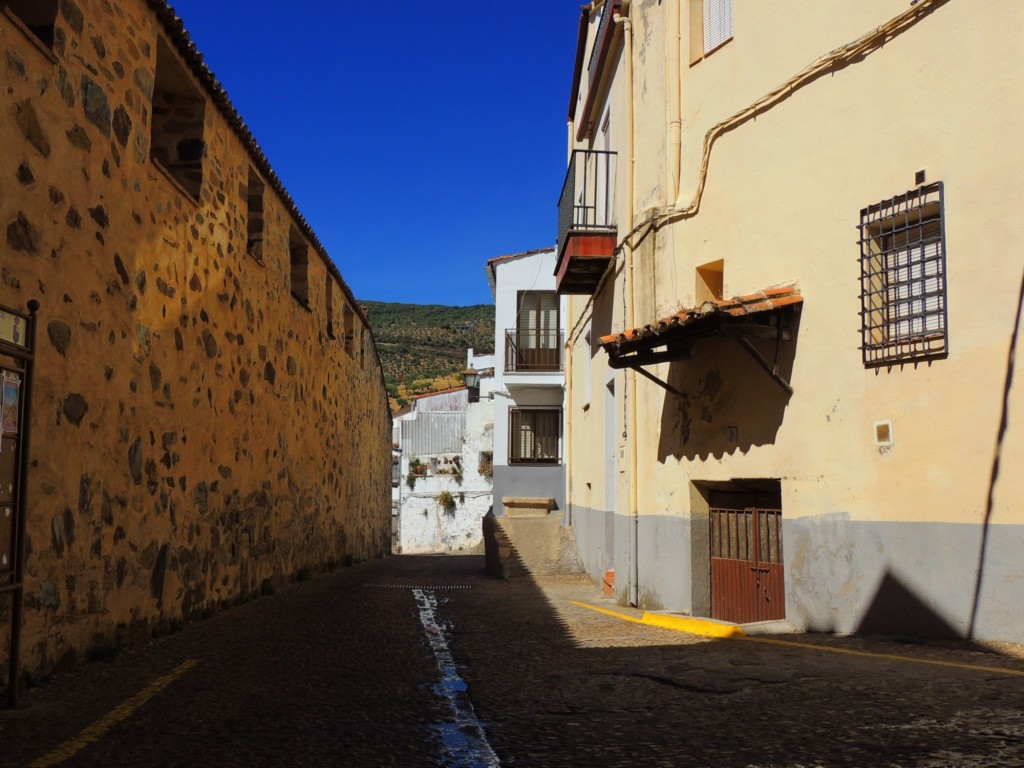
[509,409,560,465]
[858,182,948,366]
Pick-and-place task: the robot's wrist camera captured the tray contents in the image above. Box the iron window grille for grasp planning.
[858,181,948,367]
[509,409,561,465]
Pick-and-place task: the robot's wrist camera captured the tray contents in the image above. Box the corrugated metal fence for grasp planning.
[401,412,466,456]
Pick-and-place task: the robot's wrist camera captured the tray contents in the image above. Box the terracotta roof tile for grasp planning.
[412,385,467,400]
[600,285,802,347]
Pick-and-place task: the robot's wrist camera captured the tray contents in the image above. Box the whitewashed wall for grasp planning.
[394,352,495,554]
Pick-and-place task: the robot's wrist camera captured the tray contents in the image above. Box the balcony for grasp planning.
[504,328,563,376]
[555,149,617,295]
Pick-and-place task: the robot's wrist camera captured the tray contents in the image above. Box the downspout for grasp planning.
[614,10,639,607]
[666,1,682,204]
[564,295,573,527]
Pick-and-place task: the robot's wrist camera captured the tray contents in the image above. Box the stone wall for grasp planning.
[0,0,392,681]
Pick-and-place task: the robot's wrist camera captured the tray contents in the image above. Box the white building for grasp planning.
[485,248,567,515]
[391,351,495,554]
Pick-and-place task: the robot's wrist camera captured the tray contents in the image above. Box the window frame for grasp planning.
[508,408,562,466]
[287,225,310,308]
[703,0,734,54]
[150,35,207,202]
[690,0,733,64]
[858,181,948,367]
[2,1,58,52]
[245,166,266,264]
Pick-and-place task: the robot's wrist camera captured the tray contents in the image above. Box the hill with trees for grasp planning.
[361,301,495,412]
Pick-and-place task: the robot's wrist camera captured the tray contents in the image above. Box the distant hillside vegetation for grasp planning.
[361,301,495,412]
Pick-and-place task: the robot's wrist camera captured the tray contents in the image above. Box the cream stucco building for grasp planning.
[558,0,1024,643]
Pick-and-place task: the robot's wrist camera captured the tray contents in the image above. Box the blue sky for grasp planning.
[168,1,582,307]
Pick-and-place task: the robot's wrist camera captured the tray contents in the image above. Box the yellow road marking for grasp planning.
[569,601,1024,678]
[739,635,1024,677]
[568,600,647,624]
[28,659,200,768]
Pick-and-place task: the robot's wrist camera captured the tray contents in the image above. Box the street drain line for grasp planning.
[362,583,474,590]
[413,588,500,768]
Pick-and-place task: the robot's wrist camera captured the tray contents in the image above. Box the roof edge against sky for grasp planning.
[484,246,557,298]
[152,1,364,324]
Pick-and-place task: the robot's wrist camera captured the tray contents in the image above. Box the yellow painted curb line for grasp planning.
[569,601,647,624]
[28,658,201,768]
[641,611,746,638]
[569,601,744,638]
[569,600,1024,678]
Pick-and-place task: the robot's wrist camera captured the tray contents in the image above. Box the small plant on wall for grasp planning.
[407,457,427,490]
[436,490,456,513]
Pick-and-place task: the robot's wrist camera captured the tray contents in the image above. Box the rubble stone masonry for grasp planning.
[0,0,392,681]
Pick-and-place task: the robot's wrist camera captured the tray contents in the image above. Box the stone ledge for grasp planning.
[501,496,556,517]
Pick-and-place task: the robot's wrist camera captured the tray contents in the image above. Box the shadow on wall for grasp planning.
[856,571,962,640]
[969,266,1024,640]
[657,312,801,463]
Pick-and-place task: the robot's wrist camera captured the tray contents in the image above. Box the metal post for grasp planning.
[7,299,38,708]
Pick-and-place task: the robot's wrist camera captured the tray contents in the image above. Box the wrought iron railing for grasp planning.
[557,150,617,257]
[587,0,622,88]
[504,329,564,373]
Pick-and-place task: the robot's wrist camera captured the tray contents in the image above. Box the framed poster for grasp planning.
[2,372,20,433]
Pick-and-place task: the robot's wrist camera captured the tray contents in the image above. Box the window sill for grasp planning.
[690,35,733,67]
[2,9,59,66]
[290,293,312,312]
[150,157,201,207]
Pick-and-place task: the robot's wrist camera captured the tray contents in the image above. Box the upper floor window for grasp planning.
[343,304,355,356]
[151,37,206,200]
[288,225,309,307]
[325,278,336,339]
[858,182,947,367]
[245,167,265,263]
[3,0,57,49]
[690,0,733,62]
[507,291,560,372]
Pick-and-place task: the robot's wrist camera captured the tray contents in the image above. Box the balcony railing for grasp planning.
[557,149,617,251]
[504,329,564,373]
[555,149,617,295]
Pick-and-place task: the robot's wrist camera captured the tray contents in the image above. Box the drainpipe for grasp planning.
[666,1,682,204]
[564,296,573,527]
[614,11,639,607]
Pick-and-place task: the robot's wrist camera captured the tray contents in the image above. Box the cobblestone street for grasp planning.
[3,555,1024,767]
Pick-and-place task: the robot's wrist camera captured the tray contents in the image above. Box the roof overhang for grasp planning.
[575,0,624,142]
[600,286,803,394]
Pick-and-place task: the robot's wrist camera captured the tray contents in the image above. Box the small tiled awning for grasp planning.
[600,285,803,374]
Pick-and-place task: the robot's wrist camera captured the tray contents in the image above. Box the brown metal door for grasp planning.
[710,492,785,624]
